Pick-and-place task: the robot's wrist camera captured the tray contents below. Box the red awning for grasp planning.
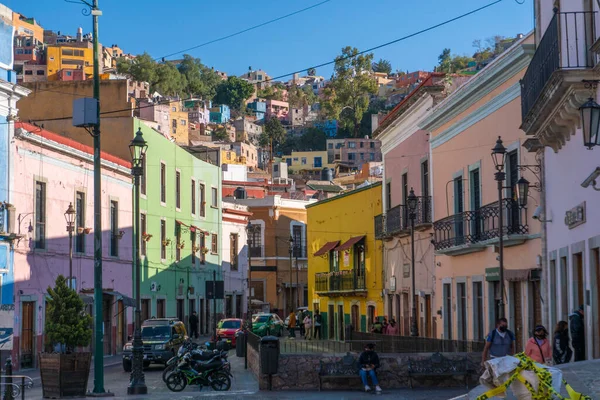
[313,241,340,257]
[175,220,189,227]
[190,225,198,233]
[335,236,365,252]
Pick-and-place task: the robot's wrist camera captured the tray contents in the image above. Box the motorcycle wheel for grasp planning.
[166,372,187,392]
[210,371,231,391]
[162,363,177,383]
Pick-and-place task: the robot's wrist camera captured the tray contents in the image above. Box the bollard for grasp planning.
[4,357,13,400]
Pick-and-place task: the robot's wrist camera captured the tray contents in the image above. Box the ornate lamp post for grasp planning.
[288,236,294,312]
[64,203,76,290]
[127,127,148,395]
[491,136,507,319]
[407,188,419,337]
[579,96,600,149]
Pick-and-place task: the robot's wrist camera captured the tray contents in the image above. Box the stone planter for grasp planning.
[39,352,91,398]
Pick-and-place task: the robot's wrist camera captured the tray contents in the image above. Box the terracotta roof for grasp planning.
[16,122,131,169]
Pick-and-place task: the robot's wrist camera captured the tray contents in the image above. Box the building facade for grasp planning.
[307,183,384,340]
[520,0,600,360]
[422,33,542,348]
[326,137,382,169]
[233,117,263,143]
[232,142,258,170]
[169,100,190,145]
[265,100,289,121]
[282,151,331,174]
[210,104,230,124]
[12,122,134,369]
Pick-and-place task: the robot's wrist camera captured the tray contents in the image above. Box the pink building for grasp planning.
[265,99,289,121]
[138,98,171,135]
[12,122,134,369]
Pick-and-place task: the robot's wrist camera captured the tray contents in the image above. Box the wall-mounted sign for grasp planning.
[403,263,410,278]
[485,267,500,282]
[343,252,350,266]
[565,202,586,230]
[390,276,396,292]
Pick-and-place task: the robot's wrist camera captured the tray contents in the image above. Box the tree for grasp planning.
[438,48,452,72]
[307,67,316,76]
[257,85,284,101]
[177,54,222,99]
[45,275,92,352]
[299,127,326,151]
[212,126,230,142]
[117,52,157,88]
[154,62,186,96]
[214,76,255,111]
[372,58,392,74]
[288,84,317,108]
[320,46,378,137]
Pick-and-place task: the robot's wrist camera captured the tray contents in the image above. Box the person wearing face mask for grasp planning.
[525,325,552,364]
[553,321,573,365]
[482,318,516,366]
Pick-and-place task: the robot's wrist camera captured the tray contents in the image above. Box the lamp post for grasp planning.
[579,96,600,149]
[289,236,294,312]
[491,136,507,319]
[64,203,76,290]
[127,127,148,395]
[245,222,257,328]
[407,188,419,337]
[295,243,300,312]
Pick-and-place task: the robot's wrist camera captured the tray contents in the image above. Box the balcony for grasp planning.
[520,10,599,150]
[374,196,432,239]
[433,199,529,256]
[314,271,367,297]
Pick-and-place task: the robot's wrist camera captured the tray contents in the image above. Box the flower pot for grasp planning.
[39,352,91,398]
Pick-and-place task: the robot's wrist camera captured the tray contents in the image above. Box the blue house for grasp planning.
[210,104,231,124]
[314,120,338,138]
[247,100,266,121]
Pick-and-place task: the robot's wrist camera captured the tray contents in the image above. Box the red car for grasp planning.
[216,318,243,346]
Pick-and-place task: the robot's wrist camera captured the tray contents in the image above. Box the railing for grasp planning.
[247,331,261,352]
[314,271,366,293]
[521,11,597,119]
[280,339,351,354]
[347,331,485,353]
[249,246,263,258]
[374,196,432,239]
[433,199,528,251]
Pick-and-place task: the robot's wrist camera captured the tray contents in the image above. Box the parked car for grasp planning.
[122,318,187,371]
[285,307,309,328]
[216,318,243,346]
[251,313,284,337]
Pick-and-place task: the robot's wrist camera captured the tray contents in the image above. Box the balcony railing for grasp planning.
[433,199,528,251]
[521,10,597,120]
[315,271,366,294]
[374,196,432,239]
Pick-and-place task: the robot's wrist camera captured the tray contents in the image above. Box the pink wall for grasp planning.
[11,130,134,366]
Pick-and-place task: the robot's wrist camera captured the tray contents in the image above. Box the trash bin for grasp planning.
[236,331,246,357]
[259,335,279,375]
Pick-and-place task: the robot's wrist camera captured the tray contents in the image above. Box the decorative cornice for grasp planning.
[380,94,433,155]
[430,82,521,149]
[420,34,534,132]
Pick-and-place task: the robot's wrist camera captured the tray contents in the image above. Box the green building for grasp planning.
[135,119,222,334]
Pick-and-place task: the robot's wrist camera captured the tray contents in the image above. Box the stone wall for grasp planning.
[255,351,482,391]
[247,343,261,383]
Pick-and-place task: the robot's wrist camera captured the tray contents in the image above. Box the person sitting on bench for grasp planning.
[358,343,382,393]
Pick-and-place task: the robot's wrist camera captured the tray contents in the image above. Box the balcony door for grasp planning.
[292,225,303,258]
[506,151,520,233]
[353,242,365,289]
[454,177,464,245]
[470,168,481,240]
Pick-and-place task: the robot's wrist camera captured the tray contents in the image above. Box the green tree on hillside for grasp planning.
[372,58,392,74]
[288,84,317,108]
[214,76,255,111]
[307,67,317,76]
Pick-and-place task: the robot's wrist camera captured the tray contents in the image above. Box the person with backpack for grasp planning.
[553,320,573,365]
[313,310,322,339]
[569,305,585,361]
[482,317,516,366]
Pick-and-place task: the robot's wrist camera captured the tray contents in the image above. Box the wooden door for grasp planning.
[20,302,35,368]
[337,305,344,341]
[425,294,432,338]
[512,282,524,352]
[402,293,409,335]
[103,297,112,355]
[351,305,359,332]
[157,299,165,318]
[141,299,150,322]
[328,304,334,339]
[116,300,125,352]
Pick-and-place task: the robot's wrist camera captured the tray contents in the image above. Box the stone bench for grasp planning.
[318,352,362,391]
[407,352,469,389]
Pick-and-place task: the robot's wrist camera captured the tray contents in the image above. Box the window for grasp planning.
[443,283,452,339]
[65,71,72,76]
[473,281,483,340]
[370,142,375,149]
[248,225,262,257]
[75,191,85,253]
[386,182,392,211]
[230,234,238,271]
[191,232,196,265]
[199,184,206,217]
[349,142,356,149]
[35,181,46,249]
[457,282,466,340]
[160,220,166,260]
[141,213,147,256]
[191,180,196,215]
[175,223,181,261]
[292,225,303,258]
[160,163,166,203]
[172,106,176,112]
[421,160,429,197]
[301,157,307,165]
[348,153,356,161]
[110,201,118,257]
[36,70,44,76]
[180,119,186,125]
[360,153,364,160]
[314,157,322,168]
[172,119,177,129]
[360,142,364,148]
[211,234,218,254]
[211,187,218,208]
[402,173,408,205]
[369,153,375,161]
[200,234,206,263]
[328,143,333,149]
[175,171,181,209]
[140,155,146,195]
[329,251,339,272]
[454,177,464,244]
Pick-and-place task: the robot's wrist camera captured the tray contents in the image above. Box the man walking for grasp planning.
[313,310,322,339]
[569,305,585,361]
[189,311,199,339]
[482,318,516,365]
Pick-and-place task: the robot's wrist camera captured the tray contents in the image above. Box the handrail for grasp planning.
[1,375,34,400]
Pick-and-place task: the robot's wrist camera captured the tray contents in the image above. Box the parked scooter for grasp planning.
[165,352,231,392]
[163,339,230,382]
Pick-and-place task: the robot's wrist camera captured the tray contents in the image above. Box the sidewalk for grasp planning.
[19,354,124,383]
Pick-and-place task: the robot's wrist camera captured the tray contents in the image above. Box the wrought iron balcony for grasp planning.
[521,10,598,148]
[374,196,432,239]
[314,271,367,296]
[433,199,529,255]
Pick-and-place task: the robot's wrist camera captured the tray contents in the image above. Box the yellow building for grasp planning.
[46,45,94,80]
[307,182,383,341]
[282,151,333,174]
[170,102,189,145]
[221,150,245,165]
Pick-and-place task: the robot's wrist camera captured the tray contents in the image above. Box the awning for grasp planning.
[176,220,189,227]
[79,294,93,305]
[104,291,136,307]
[335,236,365,252]
[190,225,198,233]
[314,241,340,257]
[504,269,533,282]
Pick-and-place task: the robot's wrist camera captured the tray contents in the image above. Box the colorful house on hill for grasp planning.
[307,182,384,340]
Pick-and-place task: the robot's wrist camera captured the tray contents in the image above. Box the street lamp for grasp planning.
[491,136,507,319]
[245,222,257,328]
[579,97,600,149]
[64,203,76,290]
[289,236,294,312]
[407,188,419,337]
[127,127,148,395]
[516,177,530,208]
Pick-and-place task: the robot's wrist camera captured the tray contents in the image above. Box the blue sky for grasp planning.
[10,0,533,80]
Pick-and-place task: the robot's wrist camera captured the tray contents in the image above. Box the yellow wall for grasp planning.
[221,150,244,165]
[12,12,44,43]
[46,45,94,80]
[169,104,189,145]
[307,182,384,340]
[282,151,332,173]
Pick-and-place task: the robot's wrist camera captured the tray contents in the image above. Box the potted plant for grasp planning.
[142,233,152,242]
[201,246,209,255]
[39,275,93,398]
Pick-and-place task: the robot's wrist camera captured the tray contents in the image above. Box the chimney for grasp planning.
[77,27,83,42]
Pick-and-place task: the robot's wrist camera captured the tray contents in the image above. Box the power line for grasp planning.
[156,0,332,61]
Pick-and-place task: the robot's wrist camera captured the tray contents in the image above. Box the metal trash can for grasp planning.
[236,331,246,357]
[259,335,279,375]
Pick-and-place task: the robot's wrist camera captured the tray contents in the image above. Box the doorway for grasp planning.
[511,282,524,352]
[573,253,584,308]
[367,305,375,332]
[141,299,150,321]
[593,248,600,359]
[188,299,196,334]
[177,299,184,322]
[200,298,205,334]
[328,304,335,339]
[402,293,409,335]
[20,302,35,369]
[337,305,344,341]
[351,305,359,332]
[425,294,432,338]
[235,295,242,318]
[157,299,166,318]
[116,300,125,352]
[103,296,112,355]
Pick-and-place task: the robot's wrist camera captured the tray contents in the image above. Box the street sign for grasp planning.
[485,267,500,282]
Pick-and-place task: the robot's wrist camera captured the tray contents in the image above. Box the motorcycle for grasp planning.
[165,352,231,392]
[163,340,202,382]
[163,340,231,382]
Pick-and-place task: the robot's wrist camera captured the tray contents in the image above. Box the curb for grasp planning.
[29,360,123,382]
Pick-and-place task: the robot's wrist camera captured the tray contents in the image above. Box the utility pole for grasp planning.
[295,249,299,311]
[213,270,217,341]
